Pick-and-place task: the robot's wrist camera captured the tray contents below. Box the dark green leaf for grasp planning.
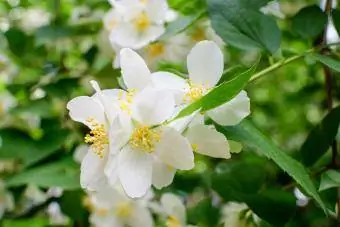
[5,158,80,190]
[60,190,87,221]
[217,120,327,213]
[299,106,340,166]
[311,53,340,72]
[175,62,257,119]
[319,170,340,191]
[11,99,55,118]
[291,5,327,39]
[4,28,33,57]
[208,0,281,53]
[2,218,48,227]
[331,9,340,35]
[187,198,220,227]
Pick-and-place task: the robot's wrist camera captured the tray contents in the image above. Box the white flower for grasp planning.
[47,202,70,226]
[107,0,173,49]
[151,41,250,158]
[67,80,119,191]
[19,7,51,33]
[325,18,340,45]
[139,32,192,69]
[294,187,309,207]
[260,1,285,19]
[107,86,194,197]
[160,193,186,227]
[87,185,154,227]
[24,185,48,205]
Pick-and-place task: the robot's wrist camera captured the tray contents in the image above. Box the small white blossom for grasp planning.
[105,0,174,49]
[160,193,187,227]
[19,7,51,33]
[47,202,70,226]
[87,185,154,227]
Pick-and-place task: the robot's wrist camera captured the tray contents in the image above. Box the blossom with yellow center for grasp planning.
[115,202,133,218]
[147,43,165,58]
[184,82,207,103]
[84,118,109,158]
[129,126,161,153]
[134,12,151,32]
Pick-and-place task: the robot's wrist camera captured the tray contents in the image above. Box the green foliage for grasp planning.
[312,53,340,72]
[331,9,340,35]
[217,120,327,213]
[319,170,340,191]
[291,5,327,39]
[208,0,281,53]
[299,106,340,167]
[5,158,80,190]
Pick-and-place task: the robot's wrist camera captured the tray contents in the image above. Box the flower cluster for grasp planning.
[67,40,250,199]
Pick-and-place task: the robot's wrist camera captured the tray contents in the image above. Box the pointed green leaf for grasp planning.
[331,9,340,35]
[311,53,340,72]
[299,106,340,166]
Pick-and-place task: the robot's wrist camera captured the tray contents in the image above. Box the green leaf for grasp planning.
[208,0,281,53]
[217,120,327,213]
[319,170,340,191]
[175,62,257,119]
[60,190,87,221]
[5,158,80,190]
[311,53,340,72]
[4,28,33,57]
[11,99,55,118]
[331,9,340,35]
[212,160,295,226]
[160,12,204,40]
[291,5,327,39]
[299,106,340,166]
[2,218,48,227]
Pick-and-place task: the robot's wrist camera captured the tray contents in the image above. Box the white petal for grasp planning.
[132,88,175,125]
[155,127,194,170]
[90,213,123,227]
[110,23,141,49]
[118,146,153,198]
[120,48,152,90]
[104,153,119,188]
[168,108,200,133]
[185,125,230,159]
[151,72,188,104]
[67,96,105,127]
[207,90,250,126]
[146,0,168,23]
[139,25,165,47]
[128,204,154,227]
[80,148,107,191]
[152,158,176,189]
[103,8,122,31]
[109,114,133,150]
[73,144,89,163]
[160,193,186,223]
[187,40,224,87]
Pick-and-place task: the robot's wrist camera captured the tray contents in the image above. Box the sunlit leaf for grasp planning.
[319,170,340,191]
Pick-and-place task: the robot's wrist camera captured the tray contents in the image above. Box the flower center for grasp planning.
[84,118,109,158]
[191,27,206,42]
[115,202,133,218]
[97,208,109,216]
[147,43,165,57]
[130,126,161,153]
[134,12,151,32]
[167,215,181,227]
[118,90,135,115]
[184,82,207,103]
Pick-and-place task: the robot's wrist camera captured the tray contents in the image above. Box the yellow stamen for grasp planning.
[97,208,109,216]
[115,202,133,218]
[134,12,151,32]
[190,27,206,42]
[167,215,181,227]
[191,143,199,152]
[118,90,135,115]
[84,118,109,158]
[147,43,165,57]
[184,82,207,103]
[130,126,161,153]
